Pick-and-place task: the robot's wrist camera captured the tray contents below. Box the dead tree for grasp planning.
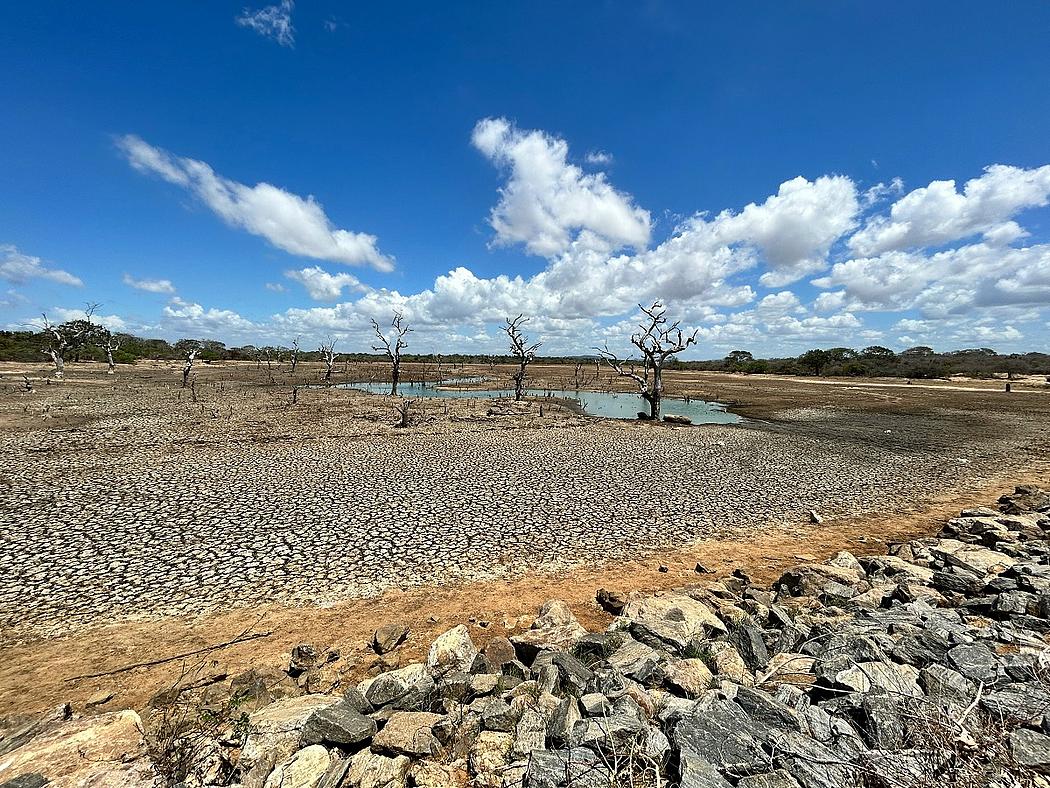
[371,312,412,396]
[101,333,121,374]
[289,337,300,374]
[38,303,100,380]
[596,301,698,421]
[394,398,412,428]
[503,314,542,402]
[319,339,336,384]
[182,343,201,388]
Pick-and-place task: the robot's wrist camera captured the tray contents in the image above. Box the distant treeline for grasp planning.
[1,329,1047,379]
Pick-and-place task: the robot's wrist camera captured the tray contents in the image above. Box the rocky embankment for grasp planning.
[3,485,1050,788]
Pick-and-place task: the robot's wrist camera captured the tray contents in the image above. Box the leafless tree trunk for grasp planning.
[371,312,412,396]
[597,301,698,421]
[290,337,300,374]
[39,303,99,380]
[103,336,121,374]
[394,398,412,427]
[182,345,200,388]
[503,314,542,402]
[319,339,336,384]
[22,375,34,393]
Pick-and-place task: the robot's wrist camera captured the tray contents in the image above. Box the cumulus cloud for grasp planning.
[122,273,176,294]
[163,297,256,336]
[585,150,613,165]
[710,175,860,287]
[471,117,651,257]
[116,135,393,271]
[236,0,295,47]
[285,266,370,301]
[0,245,82,287]
[849,164,1050,256]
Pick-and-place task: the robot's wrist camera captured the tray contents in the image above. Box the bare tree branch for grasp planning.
[371,311,412,396]
[503,314,542,402]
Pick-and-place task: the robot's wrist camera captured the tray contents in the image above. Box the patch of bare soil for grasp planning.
[1,462,1045,718]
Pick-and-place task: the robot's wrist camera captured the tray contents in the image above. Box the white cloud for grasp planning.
[585,150,613,165]
[236,0,295,47]
[265,282,287,292]
[163,297,256,337]
[285,266,370,301]
[471,117,651,257]
[122,273,176,294]
[38,306,128,333]
[0,245,82,287]
[849,164,1050,256]
[710,175,860,287]
[116,135,393,271]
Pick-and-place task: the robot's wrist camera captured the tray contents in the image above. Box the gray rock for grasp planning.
[729,620,770,671]
[579,693,611,716]
[674,698,769,774]
[371,711,443,757]
[372,623,409,655]
[511,601,588,663]
[606,637,663,683]
[1010,727,1050,773]
[858,694,907,749]
[288,643,321,676]
[733,686,802,732]
[547,697,583,748]
[679,755,733,788]
[736,771,802,788]
[918,665,976,708]
[301,700,377,747]
[524,748,613,788]
[365,663,436,710]
[620,595,726,652]
[983,683,1050,722]
[768,729,856,788]
[947,642,1000,685]
[427,625,479,676]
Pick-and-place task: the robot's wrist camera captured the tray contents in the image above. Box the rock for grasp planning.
[1011,728,1050,773]
[596,588,628,615]
[757,653,815,687]
[664,658,714,697]
[982,683,1050,723]
[573,632,624,665]
[428,625,479,676]
[317,756,351,788]
[606,636,663,683]
[664,414,691,425]
[410,760,469,788]
[468,731,513,788]
[859,694,907,749]
[776,563,865,597]
[524,748,614,788]
[918,664,977,707]
[728,619,770,671]
[808,510,823,524]
[289,643,321,676]
[999,485,1050,514]
[0,710,156,787]
[346,748,410,788]
[737,771,803,788]
[371,711,444,757]
[929,539,1017,576]
[372,623,409,654]
[301,700,377,746]
[768,729,856,788]
[241,695,341,788]
[708,641,754,686]
[364,663,436,710]
[733,686,802,732]
[230,667,303,710]
[547,697,583,747]
[674,698,768,774]
[264,745,333,788]
[679,755,733,787]
[512,708,546,757]
[620,595,726,652]
[468,673,502,697]
[510,600,587,663]
[947,643,1000,685]
[481,636,516,667]
[826,661,922,697]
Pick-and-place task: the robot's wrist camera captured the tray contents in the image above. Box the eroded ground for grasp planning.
[0,360,1048,713]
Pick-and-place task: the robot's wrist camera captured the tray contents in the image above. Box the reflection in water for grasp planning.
[344,381,740,424]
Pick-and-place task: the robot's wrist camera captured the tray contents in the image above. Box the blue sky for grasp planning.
[2,2,1050,357]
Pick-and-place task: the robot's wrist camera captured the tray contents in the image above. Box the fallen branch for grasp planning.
[63,629,272,682]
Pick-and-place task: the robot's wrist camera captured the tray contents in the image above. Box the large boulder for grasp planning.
[674,699,769,775]
[263,745,333,788]
[300,700,376,747]
[0,710,157,787]
[428,625,479,676]
[510,601,587,663]
[241,695,341,788]
[364,663,436,710]
[346,747,410,788]
[372,711,444,757]
[619,595,726,652]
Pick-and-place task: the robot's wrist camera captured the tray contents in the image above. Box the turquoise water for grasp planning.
[347,381,740,424]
